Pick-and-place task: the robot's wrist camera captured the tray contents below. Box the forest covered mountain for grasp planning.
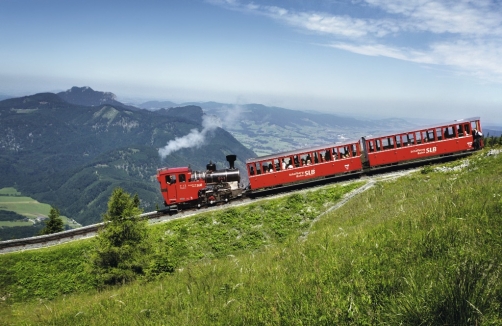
[0,89,255,235]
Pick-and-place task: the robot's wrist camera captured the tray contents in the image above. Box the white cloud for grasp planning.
[364,0,502,36]
[210,0,502,83]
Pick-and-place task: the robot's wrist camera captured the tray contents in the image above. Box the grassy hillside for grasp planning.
[0,149,501,325]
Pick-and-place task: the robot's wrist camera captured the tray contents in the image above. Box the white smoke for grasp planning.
[220,105,244,130]
[158,115,221,159]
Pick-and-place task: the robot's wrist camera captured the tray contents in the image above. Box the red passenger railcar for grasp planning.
[246,140,363,191]
[361,117,483,168]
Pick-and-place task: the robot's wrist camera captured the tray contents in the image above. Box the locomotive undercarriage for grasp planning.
[198,181,243,207]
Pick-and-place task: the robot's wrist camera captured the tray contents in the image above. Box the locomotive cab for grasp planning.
[157,167,206,211]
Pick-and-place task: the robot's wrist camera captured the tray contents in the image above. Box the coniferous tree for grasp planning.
[88,188,150,285]
[39,206,64,235]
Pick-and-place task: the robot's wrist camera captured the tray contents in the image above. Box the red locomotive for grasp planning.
[157,155,243,212]
[157,117,483,210]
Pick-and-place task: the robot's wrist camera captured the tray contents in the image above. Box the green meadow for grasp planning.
[0,188,80,229]
[0,148,501,325]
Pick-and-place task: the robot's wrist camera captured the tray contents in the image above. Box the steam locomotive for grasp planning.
[157,117,484,212]
[157,155,243,213]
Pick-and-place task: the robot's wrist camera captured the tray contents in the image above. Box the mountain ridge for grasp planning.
[0,90,255,235]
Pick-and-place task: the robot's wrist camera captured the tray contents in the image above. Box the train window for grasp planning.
[314,152,320,163]
[382,138,388,149]
[293,155,300,167]
[351,144,358,156]
[457,124,464,137]
[332,148,339,159]
[408,133,415,145]
[287,157,294,169]
[339,147,347,158]
[368,140,375,152]
[396,135,402,148]
[302,153,311,165]
[255,162,262,175]
[249,165,255,176]
[320,151,326,162]
[427,130,435,141]
[416,131,422,144]
[324,150,331,161]
[383,137,394,150]
[376,139,382,151]
[274,158,280,171]
[167,175,176,184]
[264,161,274,172]
[279,158,284,170]
[436,128,443,140]
[470,121,477,133]
[444,126,454,139]
[464,123,471,135]
[179,174,186,183]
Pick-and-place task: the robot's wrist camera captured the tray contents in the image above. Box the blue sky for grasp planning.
[1,0,501,124]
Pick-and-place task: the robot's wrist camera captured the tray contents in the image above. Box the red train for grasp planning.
[157,117,483,211]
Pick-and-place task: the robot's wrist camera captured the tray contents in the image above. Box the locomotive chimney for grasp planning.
[226,155,237,169]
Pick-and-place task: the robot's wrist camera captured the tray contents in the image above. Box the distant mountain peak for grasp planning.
[58,86,119,106]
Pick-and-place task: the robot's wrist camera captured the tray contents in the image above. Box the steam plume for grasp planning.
[158,115,221,158]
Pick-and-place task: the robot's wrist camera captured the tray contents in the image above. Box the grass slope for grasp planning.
[1,149,501,325]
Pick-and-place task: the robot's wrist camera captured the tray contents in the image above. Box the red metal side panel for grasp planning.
[157,168,206,205]
[248,157,362,190]
[175,179,206,204]
[367,134,473,167]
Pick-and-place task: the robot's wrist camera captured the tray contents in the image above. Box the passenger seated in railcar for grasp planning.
[287,159,293,169]
[294,156,300,167]
[268,163,274,172]
[306,154,312,165]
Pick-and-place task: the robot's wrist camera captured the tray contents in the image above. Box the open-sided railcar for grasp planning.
[245,140,363,190]
[361,117,483,168]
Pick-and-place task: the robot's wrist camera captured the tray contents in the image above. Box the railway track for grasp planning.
[0,168,419,255]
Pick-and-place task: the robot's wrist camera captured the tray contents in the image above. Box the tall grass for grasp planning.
[1,149,502,325]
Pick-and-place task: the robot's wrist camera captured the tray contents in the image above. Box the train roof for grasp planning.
[157,166,191,174]
[362,117,481,141]
[246,139,360,164]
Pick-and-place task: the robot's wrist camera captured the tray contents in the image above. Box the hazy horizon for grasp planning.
[1,0,501,124]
